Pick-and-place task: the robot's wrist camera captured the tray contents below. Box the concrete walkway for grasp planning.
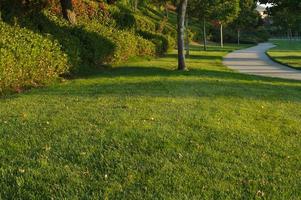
[223,43,301,81]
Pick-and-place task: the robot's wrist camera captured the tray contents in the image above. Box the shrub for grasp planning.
[24,12,117,72]
[134,14,156,32]
[42,11,156,64]
[137,30,175,55]
[0,1,175,95]
[110,6,156,32]
[0,21,68,94]
[112,10,136,29]
[83,20,156,63]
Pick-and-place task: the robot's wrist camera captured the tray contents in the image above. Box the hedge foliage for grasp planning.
[0,1,177,94]
[0,21,68,94]
[83,19,156,63]
[137,30,175,55]
[110,5,176,55]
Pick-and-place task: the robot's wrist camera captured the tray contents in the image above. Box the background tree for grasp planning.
[189,0,215,50]
[259,0,301,38]
[211,0,240,47]
[232,0,258,45]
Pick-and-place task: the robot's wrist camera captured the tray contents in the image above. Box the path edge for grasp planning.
[265,51,301,71]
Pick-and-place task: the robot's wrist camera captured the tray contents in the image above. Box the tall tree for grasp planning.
[212,0,240,47]
[177,0,189,70]
[232,0,258,45]
[189,0,215,51]
[260,0,301,38]
[185,13,190,57]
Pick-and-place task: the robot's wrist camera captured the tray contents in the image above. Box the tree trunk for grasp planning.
[177,0,188,70]
[185,14,190,57]
[237,29,240,45]
[203,18,207,51]
[220,23,223,48]
[60,0,76,24]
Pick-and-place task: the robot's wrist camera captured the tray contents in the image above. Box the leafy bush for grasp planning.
[111,9,136,29]
[134,14,156,32]
[84,20,156,63]
[27,12,153,70]
[137,30,175,55]
[0,2,175,95]
[110,5,157,32]
[0,21,68,94]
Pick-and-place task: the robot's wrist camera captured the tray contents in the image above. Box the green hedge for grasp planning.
[137,30,175,55]
[0,4,176,95]
[110,6,157,32]
[29,12,155,68]
[0,21,68,94]
[83,19,156,63]
[27,12,114,73]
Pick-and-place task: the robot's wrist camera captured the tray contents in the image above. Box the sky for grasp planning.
[258,3,273,8]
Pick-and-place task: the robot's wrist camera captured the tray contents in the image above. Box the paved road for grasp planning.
[223,43,301,81]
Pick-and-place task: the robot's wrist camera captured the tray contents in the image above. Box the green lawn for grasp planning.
[1,44,301,199]
[267,40,301,69]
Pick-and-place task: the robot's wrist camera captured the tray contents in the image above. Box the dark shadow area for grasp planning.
[189,44,245,52]
[224,57,269,61]
[26,69,301,102]
[63,64,301,85]
[273,56,301,60]
[164,54,222,60]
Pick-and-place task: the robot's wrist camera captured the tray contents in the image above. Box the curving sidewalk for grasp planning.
[223,43,301,81]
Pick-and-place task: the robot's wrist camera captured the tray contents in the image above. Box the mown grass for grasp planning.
[1,43,301,199]
[268,40,301,69]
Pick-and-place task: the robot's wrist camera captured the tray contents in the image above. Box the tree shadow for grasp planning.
[164,54,222,60]
[189,44,245,52]
[23,66,301,103]
[273,56,301,60]
[60,63,301,83]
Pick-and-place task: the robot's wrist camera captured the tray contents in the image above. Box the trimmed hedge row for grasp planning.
[137,30,175,55]
[0,21,69,94]
[110,5,176,55]
[21,11,156,68]
[0,10,158,94]
[83,19,156,63]
[0,3,177,94]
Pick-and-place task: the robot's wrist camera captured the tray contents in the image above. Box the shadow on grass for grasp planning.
[189,44,246,52]
[24,67,301,102]
[72,66,300,82]
[164,54,221,60]
[272,56,301,60]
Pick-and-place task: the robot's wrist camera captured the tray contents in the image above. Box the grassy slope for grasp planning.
[267,40,301,69]
[1,44,301,199]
